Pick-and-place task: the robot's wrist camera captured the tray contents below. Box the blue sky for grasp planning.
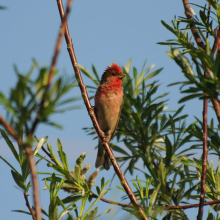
[0,0,217,219]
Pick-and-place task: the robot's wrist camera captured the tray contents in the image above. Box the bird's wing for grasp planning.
[109,102,122,142]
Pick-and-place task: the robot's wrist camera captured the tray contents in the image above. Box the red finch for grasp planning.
[95,63,126,170]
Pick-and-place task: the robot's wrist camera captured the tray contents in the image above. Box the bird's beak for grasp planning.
[118,73,126,79]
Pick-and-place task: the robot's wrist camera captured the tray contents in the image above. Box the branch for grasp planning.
[197,89,208,220]
[55,1,148,219]
[197,5,210,219]
[0,114,22,146]
[182,0,206,50]
[29,0,73,137]
[0,116,42,220]
[165,199,220,210]
[24,192,36,220]
[93,192,220,211]
[91,193,134,208]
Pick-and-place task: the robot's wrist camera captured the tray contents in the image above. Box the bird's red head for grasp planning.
[101,63,126,86]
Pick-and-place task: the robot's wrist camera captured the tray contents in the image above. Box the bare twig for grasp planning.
[197,92,208,220]
[197,5,210,220]
[91,193,134,208]
[92,192,220,211]
[24,192,36,220]
[29,0,73,137]
[165,200,220,210]
[25,146,42,220]
[55,1,148,219]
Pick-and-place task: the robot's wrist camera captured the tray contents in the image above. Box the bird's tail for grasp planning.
[95,140,110,170]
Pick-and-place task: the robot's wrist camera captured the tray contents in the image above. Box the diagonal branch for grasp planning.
[0,114,22,146]
[55,1,148,219]
[182,0,206,50]
[24,192,36,220]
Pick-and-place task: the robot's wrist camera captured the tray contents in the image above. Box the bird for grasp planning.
[94,63,126,170]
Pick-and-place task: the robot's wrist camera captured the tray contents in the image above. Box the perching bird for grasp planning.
[95,63,126,170]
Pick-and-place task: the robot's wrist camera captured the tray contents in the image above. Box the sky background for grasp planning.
[0,0,218,219]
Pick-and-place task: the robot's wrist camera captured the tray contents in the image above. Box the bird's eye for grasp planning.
[112,72,116,76]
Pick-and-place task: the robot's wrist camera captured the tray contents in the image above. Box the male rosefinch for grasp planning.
[95,63,126,170]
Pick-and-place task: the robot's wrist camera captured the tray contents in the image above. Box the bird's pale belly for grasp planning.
[96,93,122,135]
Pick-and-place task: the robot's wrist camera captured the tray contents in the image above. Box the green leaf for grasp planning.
[165,135,173,167]
[92,64,100,83]
[157,161,166,193]
[122,208,141,219]
[12,210,32,215]
[178,93,203,103]
[62,195,82,204]
[144,68,163,82]
[56,197,76,220]
[93,209,111,220]
[74,152,86,183]
[0,129,19,163]
[149,183,161,214]
[79,64,99,86]
[124,59,132,74]
[11,170,25,191]
[34,136,48,156]
[84,207,98,220]
[57,139,69,171]
[55,178,65,197]
[161,20,176,34]
[145,177,152,207]
[0,155,17,172]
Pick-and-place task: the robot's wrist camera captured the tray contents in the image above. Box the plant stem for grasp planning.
[55,1,149,219]
[197,5,210,220]
[24,192,36,220]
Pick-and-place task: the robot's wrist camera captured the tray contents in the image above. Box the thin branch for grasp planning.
[182,0,206,50]
[29,0,73,137]
[55,1,148,219]
[24,192,36,220]
[0,116,42,220]
[197,91,208,220]
[91,193,134,208]
[165,199,220,210]
[197,5,210,220]
[0,114,23,146]
[25,146,41,220]
[92,192,220,211]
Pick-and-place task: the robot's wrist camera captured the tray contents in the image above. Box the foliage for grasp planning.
[2,0,220,219]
